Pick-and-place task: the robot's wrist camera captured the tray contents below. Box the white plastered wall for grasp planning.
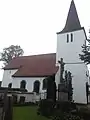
[56,29,89,104]
[1,69,17,87]
[12,77,46,92]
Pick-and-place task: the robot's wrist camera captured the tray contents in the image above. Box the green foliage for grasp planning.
[56,101,76,112]
[77,107,90,120]
[52,112,83,120]
[47,74,56,102]
[14,102,37,106]
[38,100,76,118]
[0,45,24,65]
[67,71,73,101]
[79,40,90,64]
[37,99,55,117]
[13,106,49,120]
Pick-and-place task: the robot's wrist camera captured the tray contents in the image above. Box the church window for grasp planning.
[71,33,73,42]
[19,96,25,103]
[43,78,47,90]
[67,34,69,43]
[8,83,12,88]
[20,80,26,89]
[33,80,40,94]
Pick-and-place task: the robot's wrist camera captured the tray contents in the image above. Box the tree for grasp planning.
[67,71,73,101]
[79,37,90,64]
[47,74,56,102]
[0,45,24,65]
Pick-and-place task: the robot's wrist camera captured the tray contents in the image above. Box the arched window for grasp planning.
[8,83,12,88]
[33,80,40,94]
[43,78,47,90]
[20,80,26,89]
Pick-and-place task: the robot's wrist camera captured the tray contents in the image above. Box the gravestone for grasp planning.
[58,83,68,101]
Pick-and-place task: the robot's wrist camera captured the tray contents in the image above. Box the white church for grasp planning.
[1,0,90,104]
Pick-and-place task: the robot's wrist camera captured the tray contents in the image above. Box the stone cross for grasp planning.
[58,58,65,83]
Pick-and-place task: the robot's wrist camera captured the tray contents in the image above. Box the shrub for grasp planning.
[37,99,55,117]
[56,101,76,112]
[78,107,90,120]
[52,112,83,120]
[14,102,37,107]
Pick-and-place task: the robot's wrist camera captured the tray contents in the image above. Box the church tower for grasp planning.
[56,0,89,104]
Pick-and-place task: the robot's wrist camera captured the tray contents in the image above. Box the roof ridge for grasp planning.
[14,53,56,58]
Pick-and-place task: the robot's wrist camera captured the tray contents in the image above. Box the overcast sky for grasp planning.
[0,0,90,80]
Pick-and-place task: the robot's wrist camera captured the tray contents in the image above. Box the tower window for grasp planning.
[67,34,69,43]
[71,33,73,42]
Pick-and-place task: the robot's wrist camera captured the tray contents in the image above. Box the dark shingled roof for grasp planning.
[57,0,82,34]
[4,53,59,77]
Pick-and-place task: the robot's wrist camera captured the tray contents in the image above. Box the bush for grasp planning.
[56,101,76,112]
[78,107,90,120]
[37,100,77,117]
[37,99,55,117]
[52,112,83,120]
[14,102,37,107]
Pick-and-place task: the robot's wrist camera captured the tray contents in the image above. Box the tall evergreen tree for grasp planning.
[79,37,90,64]
[47,74,56,102]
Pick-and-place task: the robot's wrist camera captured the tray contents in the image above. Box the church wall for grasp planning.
[65,63,88,104]
[16,93,34,103]
[12,77,46,93]
[1,69,18,87]
[56,29,89,104]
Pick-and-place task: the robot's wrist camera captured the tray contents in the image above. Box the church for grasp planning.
[1,0,90,104]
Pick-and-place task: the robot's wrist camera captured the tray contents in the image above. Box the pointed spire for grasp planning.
[58,0,82,34]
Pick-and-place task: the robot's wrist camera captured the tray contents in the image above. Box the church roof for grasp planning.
[57,0,82,34]
[4,53,58,77]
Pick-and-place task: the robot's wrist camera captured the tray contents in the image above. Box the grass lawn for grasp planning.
[13,106,50,120]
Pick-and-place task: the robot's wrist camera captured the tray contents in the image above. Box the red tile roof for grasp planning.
[4,53,59,77]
